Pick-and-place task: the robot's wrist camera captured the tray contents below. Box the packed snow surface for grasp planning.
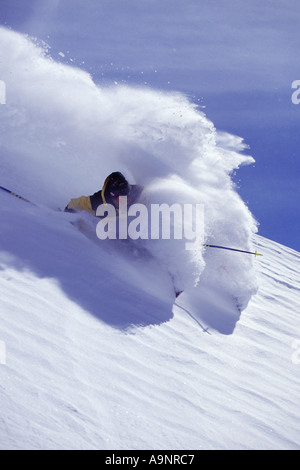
[0,28,299,450]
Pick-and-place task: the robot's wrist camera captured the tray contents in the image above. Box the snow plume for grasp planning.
[0,27,258,313]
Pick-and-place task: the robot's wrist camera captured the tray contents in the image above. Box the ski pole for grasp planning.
[203,244,262,257]
[0,185,32,204]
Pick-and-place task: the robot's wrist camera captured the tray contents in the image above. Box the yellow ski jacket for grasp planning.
[66,195,94,214]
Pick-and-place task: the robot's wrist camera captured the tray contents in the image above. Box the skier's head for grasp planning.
[102,172,130,205]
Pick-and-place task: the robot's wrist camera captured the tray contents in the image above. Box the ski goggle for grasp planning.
[108,179,129,198]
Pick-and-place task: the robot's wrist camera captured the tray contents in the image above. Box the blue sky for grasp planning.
[1,0,299,250]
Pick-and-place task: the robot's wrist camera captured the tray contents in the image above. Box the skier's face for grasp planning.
[108,178,128,198]
[106,177,129,207]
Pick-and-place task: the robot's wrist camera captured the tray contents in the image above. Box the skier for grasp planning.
[65,172,143,215]
[65,172,183,298]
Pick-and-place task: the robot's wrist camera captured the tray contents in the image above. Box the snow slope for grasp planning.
[0,191,299,450]
[0,27,299,450]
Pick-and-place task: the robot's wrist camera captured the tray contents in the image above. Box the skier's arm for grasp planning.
[65,195,94,214]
